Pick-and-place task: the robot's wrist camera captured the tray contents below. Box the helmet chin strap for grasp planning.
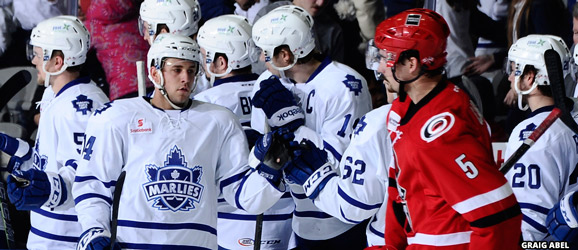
[269,56,297,81]
[513,75,538,111]
[151,69,190,110]
[42,60,68,87]
[206,62,231,87]
[391,65,425,102]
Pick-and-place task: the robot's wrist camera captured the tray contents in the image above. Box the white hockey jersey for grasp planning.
[23,77,109,250]
[313,104,391,246]
[251,57,373,240]
[505,103,578,241]
[72,97,284,250]
[194,74,295,250]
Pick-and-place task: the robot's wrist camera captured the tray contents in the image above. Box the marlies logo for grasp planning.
[342,75,363,96]
[72,95,93,115]
[32,141,47,171]
[143,146,204,212]
[519,123,537,141]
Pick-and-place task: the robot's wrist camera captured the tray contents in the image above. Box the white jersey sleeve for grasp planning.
[312,105,391,245]
[505,104,578,241]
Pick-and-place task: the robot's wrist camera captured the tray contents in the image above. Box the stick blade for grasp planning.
[0,70,33,111]
[544,49,578,135]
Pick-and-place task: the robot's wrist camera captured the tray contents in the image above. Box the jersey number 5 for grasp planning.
[455,154,478,179]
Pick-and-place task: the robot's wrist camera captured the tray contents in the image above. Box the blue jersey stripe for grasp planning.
[32,209,77,222]
[337,187,382,210]
[323,141,342,161]
[220,170,248,193]
[74,193,112,206]
[522,214,547,233]
[339,208,362,224]
[74,175,116,188]
[368,223,384,238]
[519,202,550,215]
[293,211,333,219]
[291,191,308,199]
[218,212,292,221]
[30,227,78,242]
[120,242,212,250]
[118,220,217,235]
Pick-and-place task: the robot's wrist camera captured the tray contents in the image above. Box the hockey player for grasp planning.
[250,5,373,249]
[194,15,294,249]
[504,34,578,241]
[0,16,109,249]
[139,0,202,45]
[72,34,284,250]
[371,8,521,249]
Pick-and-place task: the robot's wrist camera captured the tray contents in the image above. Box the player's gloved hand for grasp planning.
[0,133,31,161]
[284,139,336,199]
[250,128,295,185]
[7,169,67,210]
[252,76,304,131]
[76,227,121,250]
[546,191,578,244]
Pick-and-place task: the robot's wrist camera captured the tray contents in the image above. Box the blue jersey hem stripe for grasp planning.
[339,208,362,224]
[74,193,113,206]
[32,209,78,222]
[120,242,212,250]
[30,227,78,242]
[369,223,384,238]
[338,187,382,210]
[118,220,217,235]
[522,214,548,233]
[519,202,550,215]
[293,211,333,219]
[218,212,292,221]
[291,191,307,199]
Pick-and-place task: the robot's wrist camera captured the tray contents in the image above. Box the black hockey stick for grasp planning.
[544,49,578,135]
[499,108,561,174]
[110,171,126,249]
[0,173,15,248]
[0,70,32,111]
[253,213,263,250]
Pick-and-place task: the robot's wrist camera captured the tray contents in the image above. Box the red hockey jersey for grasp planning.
[384,81,522,250]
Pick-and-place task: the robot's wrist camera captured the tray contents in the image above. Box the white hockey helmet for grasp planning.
[252,5,315,72]
[507,34,571,110]
[139,0,201,43]
[29,15,90,87]
[197,15,259,82]
[147,33,202,109]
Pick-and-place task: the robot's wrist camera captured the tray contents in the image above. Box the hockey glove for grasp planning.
[252,76,304,131]
[7,169,67,210]
[0,133,31,161]
[77,227,121,250]
[284,139,336,199]
[250,128,295,185]
[546,191,578,244]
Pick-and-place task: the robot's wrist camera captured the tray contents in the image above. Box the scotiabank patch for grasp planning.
[130,118,153,134]
[420,112,455,142]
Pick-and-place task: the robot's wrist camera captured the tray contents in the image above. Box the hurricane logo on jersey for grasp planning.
[519,123,537,141]
[72,95,94,115]
[420,112,455,143]
[342,75,363,96]
[143,146,204,212]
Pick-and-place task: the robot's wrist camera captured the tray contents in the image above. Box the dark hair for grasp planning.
[274,45,317,65]
[213,52,253,74]
[522,64,552,97]
[398,49,444,77]
[573,3,578,18]
[51,50,82,72]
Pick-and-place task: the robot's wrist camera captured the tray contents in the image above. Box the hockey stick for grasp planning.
[0,70,32,111]
[544,49,578,135]
[136,61,147,97]
[254,117,270,250]
[499,108,561,174]
[110,171,126,249]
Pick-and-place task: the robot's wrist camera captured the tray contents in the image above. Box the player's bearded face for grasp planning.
[162,58,198,105]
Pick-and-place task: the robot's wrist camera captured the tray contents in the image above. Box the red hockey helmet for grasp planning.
[374,8,449,70]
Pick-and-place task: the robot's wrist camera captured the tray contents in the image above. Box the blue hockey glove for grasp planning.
[250,128,295,185]
[7,169,67,210]
[252,76,304,131]
[546,191,578,245]
[0,133,31,161]
[284,139,336,199]
[77,227,121,250]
